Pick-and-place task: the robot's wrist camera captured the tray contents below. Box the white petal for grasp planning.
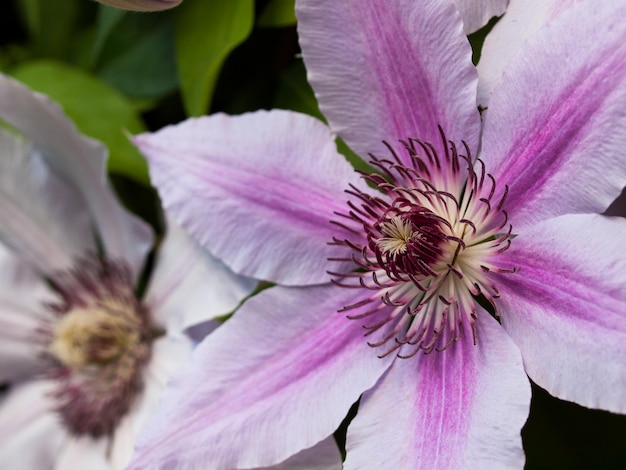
[0,127,92,273]
[495,214,626,414]
[454,0,509,34]
[145,215,257,332]
[297,0,481,164]
[344,313,529,469]
[110,335,192,470]
[136,110,362,286]
[477,0,580,107]
[0,380,66,470]
[0,74,153,281]
[128,285,393,470]
[261,435,342,470]
[0,243,53,382]
[480,0,626,228]
[54,437,109,470]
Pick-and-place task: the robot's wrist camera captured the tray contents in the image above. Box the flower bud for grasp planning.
[94,0,182,12]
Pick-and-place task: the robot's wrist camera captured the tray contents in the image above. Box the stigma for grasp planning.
[329,128,517,357]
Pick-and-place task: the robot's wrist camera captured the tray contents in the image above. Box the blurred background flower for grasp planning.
[0,73,256,469]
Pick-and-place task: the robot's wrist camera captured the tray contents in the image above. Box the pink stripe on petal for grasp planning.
[481,0,626,229]
[344,313,529,470]
[128,284,393,470]
[297,0,480,166]
[137,110,364,286]
[495,214,626,413]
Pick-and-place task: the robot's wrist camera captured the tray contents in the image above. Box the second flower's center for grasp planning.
[330,130,517,357]
[44,256,152,437]
[50,306,140,370]
[374,205,448,279]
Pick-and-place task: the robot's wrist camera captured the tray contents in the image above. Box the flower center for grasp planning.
[50,306,139,370]
[330,130,517,357]
[43,256,153,437]
[373,205,448,278]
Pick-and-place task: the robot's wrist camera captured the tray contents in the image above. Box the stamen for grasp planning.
[329,129,517,357]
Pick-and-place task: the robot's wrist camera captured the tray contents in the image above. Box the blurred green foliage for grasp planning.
[95,10,178,101]
[258,0,296,28]
[175,0,254,116]
[15,0,82,59]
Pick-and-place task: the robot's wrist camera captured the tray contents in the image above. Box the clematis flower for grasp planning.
[0,74,257,469]
[93,0,182,12]
[128,0,626,468]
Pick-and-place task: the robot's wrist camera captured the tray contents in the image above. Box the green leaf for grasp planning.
[90,6,126,68]
[274,59,324,121]
[95,12,178,100]
[273,60,374,174]
[336,137,376,175]
[10,60,150,185]
[15,0,81,59]
[258,0,296,28]
[174,0,254,116]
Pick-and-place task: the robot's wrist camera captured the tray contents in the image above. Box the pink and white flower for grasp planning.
[0,74,257,469]
[128,0,626,468]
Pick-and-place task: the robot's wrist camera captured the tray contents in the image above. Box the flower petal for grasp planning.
[476,0,580,107]
[480,0,626,229]
[0,380,66,470]
[0,309,43,383]
[495,214,626,414]
[55,437,109,470]
[454,0,509,34]
[145,215,257,332]
[0,127,92,273]
[261,436,342,470]
[605,188,626,217]
[0,74,153,280]
[0,243,54,382]
[344,313,529,469]
[297,0,481,164]
[110,335,192,470]
[136,109,364,286]
[128,284,394,469]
